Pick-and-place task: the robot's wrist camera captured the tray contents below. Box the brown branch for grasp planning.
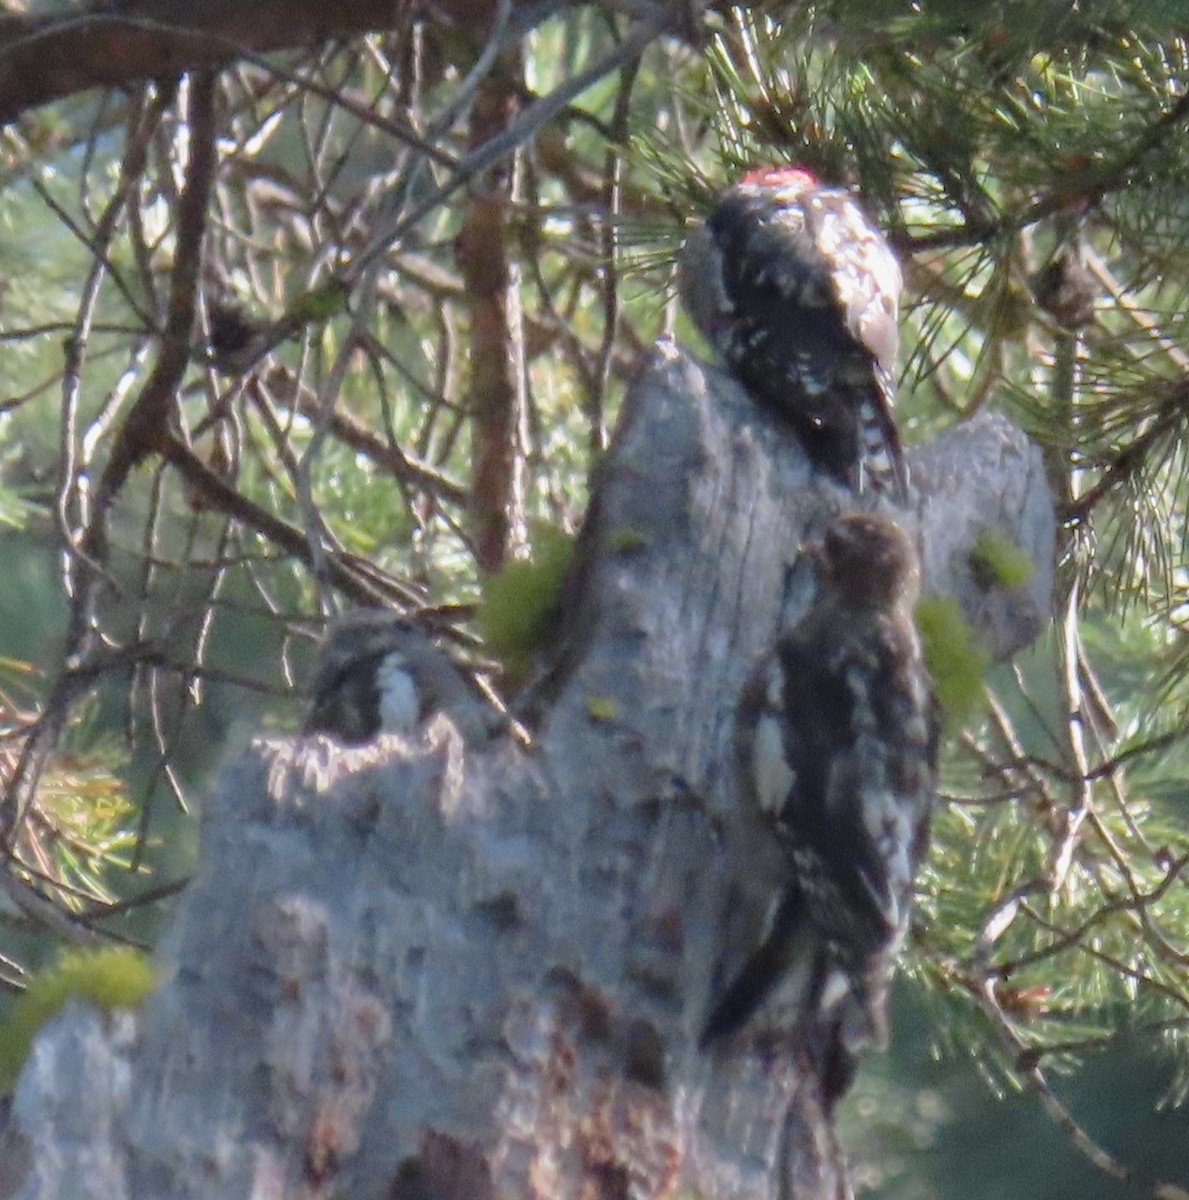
[0,1,462,127]
[260,365,471,509]
[158,434,419,608]
[85,72,218,543]
[457,66,523,573]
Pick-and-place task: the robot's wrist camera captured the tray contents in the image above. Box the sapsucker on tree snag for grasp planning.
[678,165,908,501]
[304,610,500,744]
[703,514,938,1103]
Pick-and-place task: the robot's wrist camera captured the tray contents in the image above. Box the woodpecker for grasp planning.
[304,610,500,744]
[703,514,937,1101]
[679,166,908,500]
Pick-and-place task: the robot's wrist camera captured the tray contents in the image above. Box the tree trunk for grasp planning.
[2,343,1055,1200]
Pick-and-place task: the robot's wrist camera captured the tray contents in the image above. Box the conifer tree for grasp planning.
[0,3,1187,1195]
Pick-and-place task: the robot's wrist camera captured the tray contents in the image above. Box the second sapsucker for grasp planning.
[703,514,938,1102]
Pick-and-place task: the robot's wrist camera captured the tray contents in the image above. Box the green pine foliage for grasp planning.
[0,659,141,912]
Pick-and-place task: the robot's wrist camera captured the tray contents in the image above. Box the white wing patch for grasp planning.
[753,712,795,815]
[818,967,851,1015]
[376,653,420,732]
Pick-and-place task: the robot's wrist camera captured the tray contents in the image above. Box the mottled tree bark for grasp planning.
[3,345,1054,1200]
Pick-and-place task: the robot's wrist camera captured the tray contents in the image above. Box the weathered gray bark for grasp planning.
[2,344,1055,1200]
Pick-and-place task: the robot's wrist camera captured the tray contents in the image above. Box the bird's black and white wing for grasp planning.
[704,515,937,1098]
[679,166,907,500]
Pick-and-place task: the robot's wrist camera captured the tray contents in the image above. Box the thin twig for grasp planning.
[974,986,1189,1200]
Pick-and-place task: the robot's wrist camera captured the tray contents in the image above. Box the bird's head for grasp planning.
[305,609,461,740]
[815,513,920,610]
[311,609,426,681]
